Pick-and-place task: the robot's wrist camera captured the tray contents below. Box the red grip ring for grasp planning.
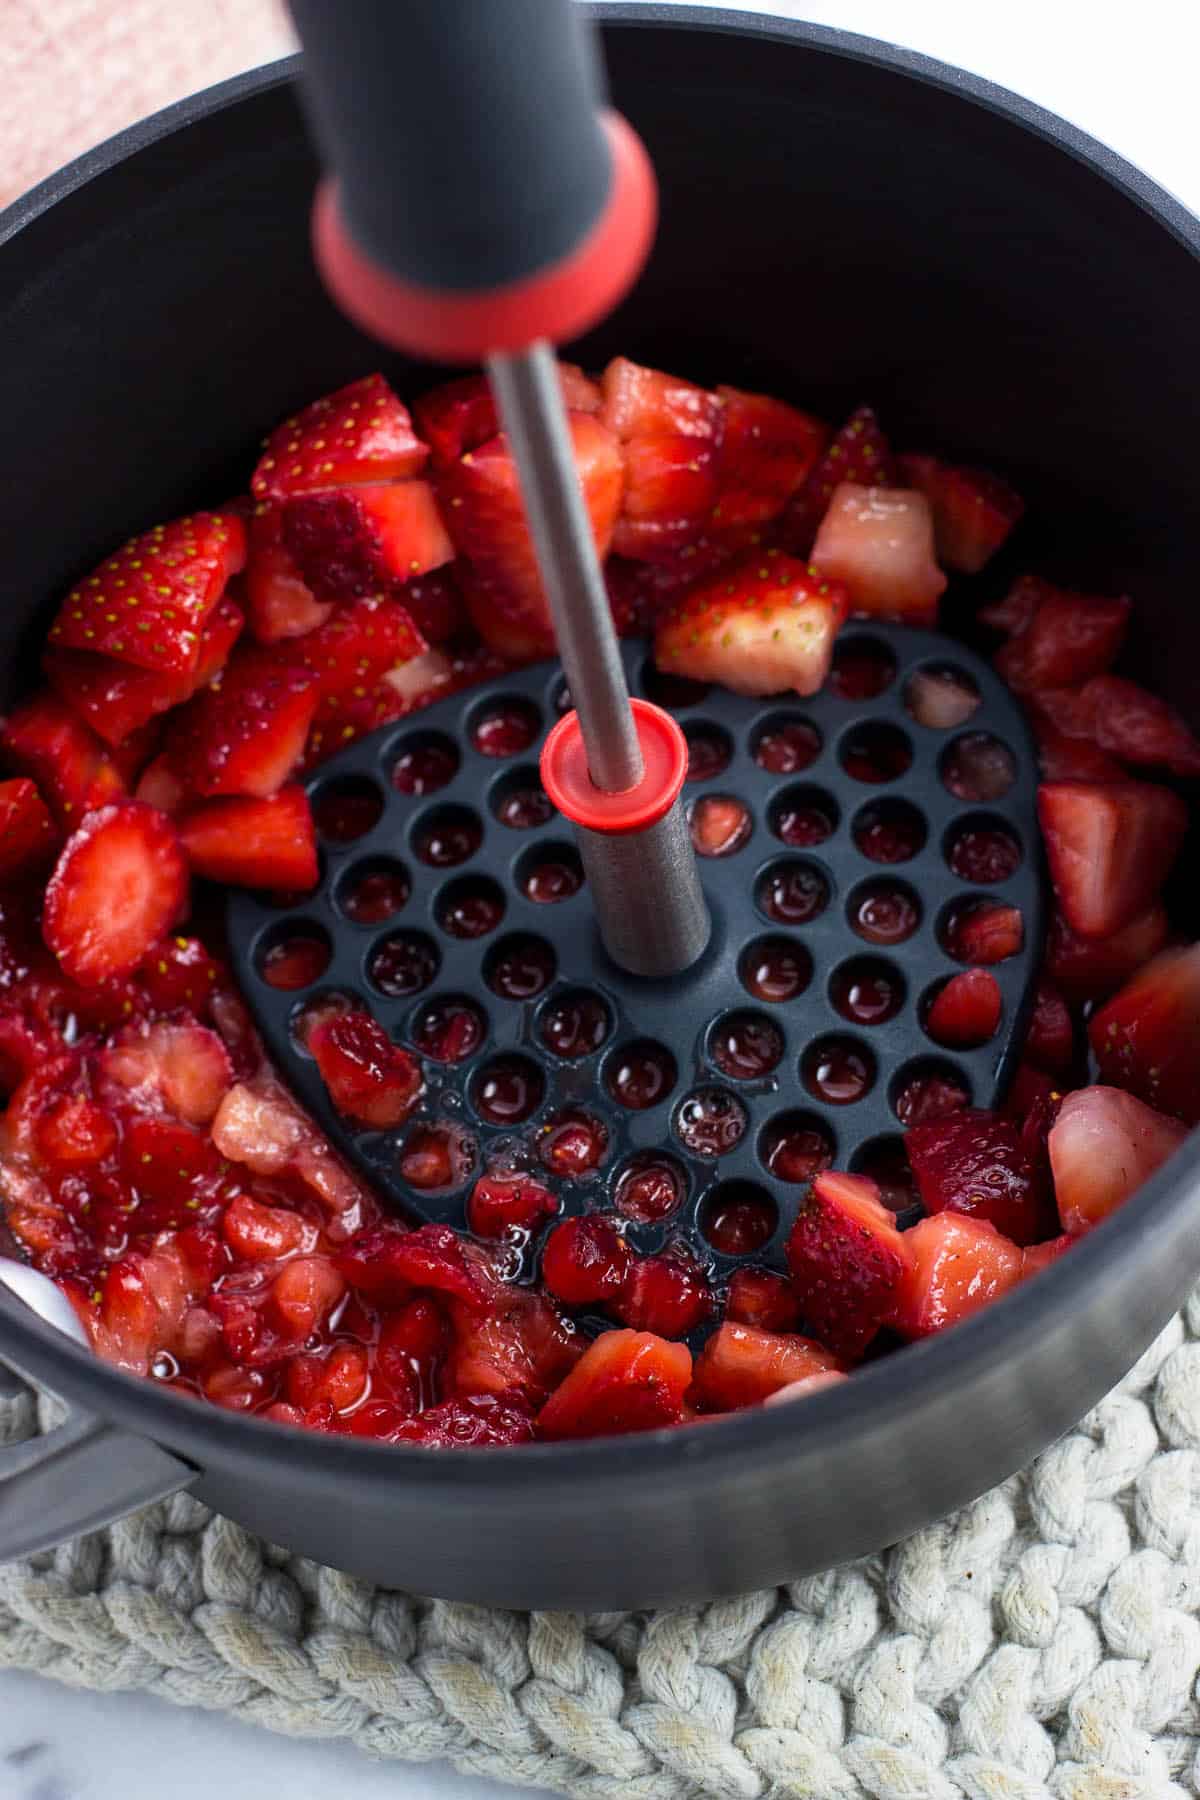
[541,700,688,836]
[312,111,657,363]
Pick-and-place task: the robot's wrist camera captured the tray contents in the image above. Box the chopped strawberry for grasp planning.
[223,1192,316,1262]
[47,511,246,675]
[1089,944,1200,1123]
[994,585,1130,691]
[244,505,332,643]
[536,1328,692,1439]
[612,1251,712,1336]
[1035,676,1200,778]
[1024,978,1075,1075]
[691,1322,841,1410]
[444,1287,580,1404]
[1038,779,1187,939]
[335,1222,493,1312]
[467,1175,559,1240]
[121,1113,221,1205]
[905,666,982,730]
[45,595,244,747]
[135,754,188,815]
[373,1297,448,1408]
[272,594,425,700]
[979,573,1053,638]
[892,1213,1023,1338]
[395,567,467,644]
[414,363,599,468]
[785,1171,913,1360]
[600,356,723,441]
[1021,1235,1073,1278]
[286,1343,369,1416]
[905,1109,1055,1246]
[44,802,187,986]
[280,481,453,596]
[925,969,1002,1048]
[309,1010,422,1129]
[1049,1086,1188,1234]
[725,1266,803,1333]
[179,786,318,891]
[897,454,1024,573]
[781,405,894,552]
[810,484,947,626]
[710,386,827,529]
[0,778,57,878]
[251,374,428,500]
[166,644,317,797]
[654,549,849,696]
[611,434,719,560]
[35,1092,117,1170]
[943,899,1024,965]
[1046,903,1171,1005]
[0,691,127,826]
[606,534,754,634]
[88,1235,212,1375]
[1034,724,1126,784]
[440,413,624,656]
[354,1392,535,1447]
[541,1214,631,1306]
[101,1014,234,1124]
[268,1255,346,1342]
[138,934,224,1019]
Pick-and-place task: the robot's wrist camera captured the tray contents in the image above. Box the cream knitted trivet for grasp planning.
[3,1290,1200,1799]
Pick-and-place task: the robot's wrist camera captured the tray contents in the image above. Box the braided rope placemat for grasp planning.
[3,1293,1200,1799]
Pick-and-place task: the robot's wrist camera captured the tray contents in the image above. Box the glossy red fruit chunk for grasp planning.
[222,1192,316,1262]
[310,1011,422,1130]
[0,690,127,827]
[286,1343,369,1416]
[538,1109,607,1175]
[244,504,329,643]
[415,365,596,467]
[904,1109,1056,1246]
[445,1286,580,1404]
[251,374,428,500]
[280,482,451,596]
[1089,945,1200,1124]
[692,1322,841,1410]
[179,786,318,892]
[467,1175,559,1240]
[0,778,57,879]
[45,802,188,986]
[925,969,1002,1049]
[782,405,894,552]
[541,1214,631,1306]
[373,1297,448,1409]
[785,1171,912,1360]
[612,432,720,560]
[892,1213,1022,1338]
[536,1328,693,1439]
[712,385,826,529]
[725,1267,803,1333]
[897,454,1023,573]
[138,934,224,1019]
[656,550,848,697]
[358,1393,536,1447]
[335,1222,493,1312]
[1049,1085,1187,1236]
[35,1093,117,1169]
[166,644,317,799]
[810,483,946,626]
[102,1014,234,1124]
[1038,779,1186,941]
[1024,979,1074,1075]
[613,1154,685,1223]
[612,1252,712,1336]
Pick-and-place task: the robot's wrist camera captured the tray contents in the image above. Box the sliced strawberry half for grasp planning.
[691,1321,841,1411]
[710,386,827,530]
[47,511,246,676]
[1089,944,1200,1123]
[994,584,1130,691]
[44,801,188,986]
[810,483,947,626]
[892,1213,1023,1338]
[101,1013,234,1125]
[272,594,425,700]
[780,404,895,552]
[0,690,127,826]
[414,363,599,468]
[0,778,58,879]
[1049,1085,1188,1235]
[1046,903,1171,1005]
[536,1327,693,1439]
[440,413,625,656]
[166,644,318,798]
[654,548,849,697]
[280,481,453,597]
[1038,779,1187,939]
[178,786,318,891]
[785,1170,913,1360]
[897,454,1024,573]
[251,373,428,500]
[467,1175,559,1239]
[905,1109,1056,1246]
[244,505,332,644]
[925,969,1002,1048]
[309,1010,423,1130]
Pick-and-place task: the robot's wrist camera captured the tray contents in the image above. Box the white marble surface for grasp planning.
[1,1,1197,1793]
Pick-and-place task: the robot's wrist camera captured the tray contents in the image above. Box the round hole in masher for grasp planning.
[920,972,1002,1050]
[769,783,838,848]
[738,934,813,1003]
[470,1054,546,1126]
[699,1183,779,1256]
[390,728,460,796]
[852,797,927,864]
[938,894,1024,964]
[829,955,906,1026]
[288,989,358,1058]
[467,694,542,759]
[940,731,1017,803]
[613,1151,688,1223]
[904,663,981,730]
[396,1121,477,1193]
[944,813,1023,884]
[483,932,557,1000]
[514,839,585,904]
[411,803,483,869]
[310,774,385,845]
[688,792,753,857]
[838,721,913,785]
[537,1107,609,1176]
[256,920,332,992]
[829,636,897,700]
[368,929,440,997]
[890,1057,973,1127]
[708,1010,785,1080]
[846,877,922,946]
[751,711,822,774]
[537,987,613,1059]
[755,856,831,926]
[683,720,734,782]
[801,1035,876,1105]
[335,857,411,925]
[850,1135,919,1213]
[757,1111,835,1184]
[605,1039,679,1110]
[489,764,555,830]
[407,994,488,1064]
[639,658,710,708]
[674,1087,748,1157]
[435,873,506,940]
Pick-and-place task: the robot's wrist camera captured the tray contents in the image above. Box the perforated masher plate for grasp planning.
[227,627,1043,1289]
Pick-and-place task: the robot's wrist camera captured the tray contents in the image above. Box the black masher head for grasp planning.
[226,625,1043,1291]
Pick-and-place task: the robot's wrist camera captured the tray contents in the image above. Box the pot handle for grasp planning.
[0,1360,196,1558]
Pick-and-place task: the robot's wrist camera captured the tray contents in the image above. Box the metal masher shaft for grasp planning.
[486,343,643,795]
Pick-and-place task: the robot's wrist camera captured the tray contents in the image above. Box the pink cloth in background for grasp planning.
[0,0,295,208]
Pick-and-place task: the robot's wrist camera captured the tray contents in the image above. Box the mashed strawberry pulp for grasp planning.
[0,362,1196,1445]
